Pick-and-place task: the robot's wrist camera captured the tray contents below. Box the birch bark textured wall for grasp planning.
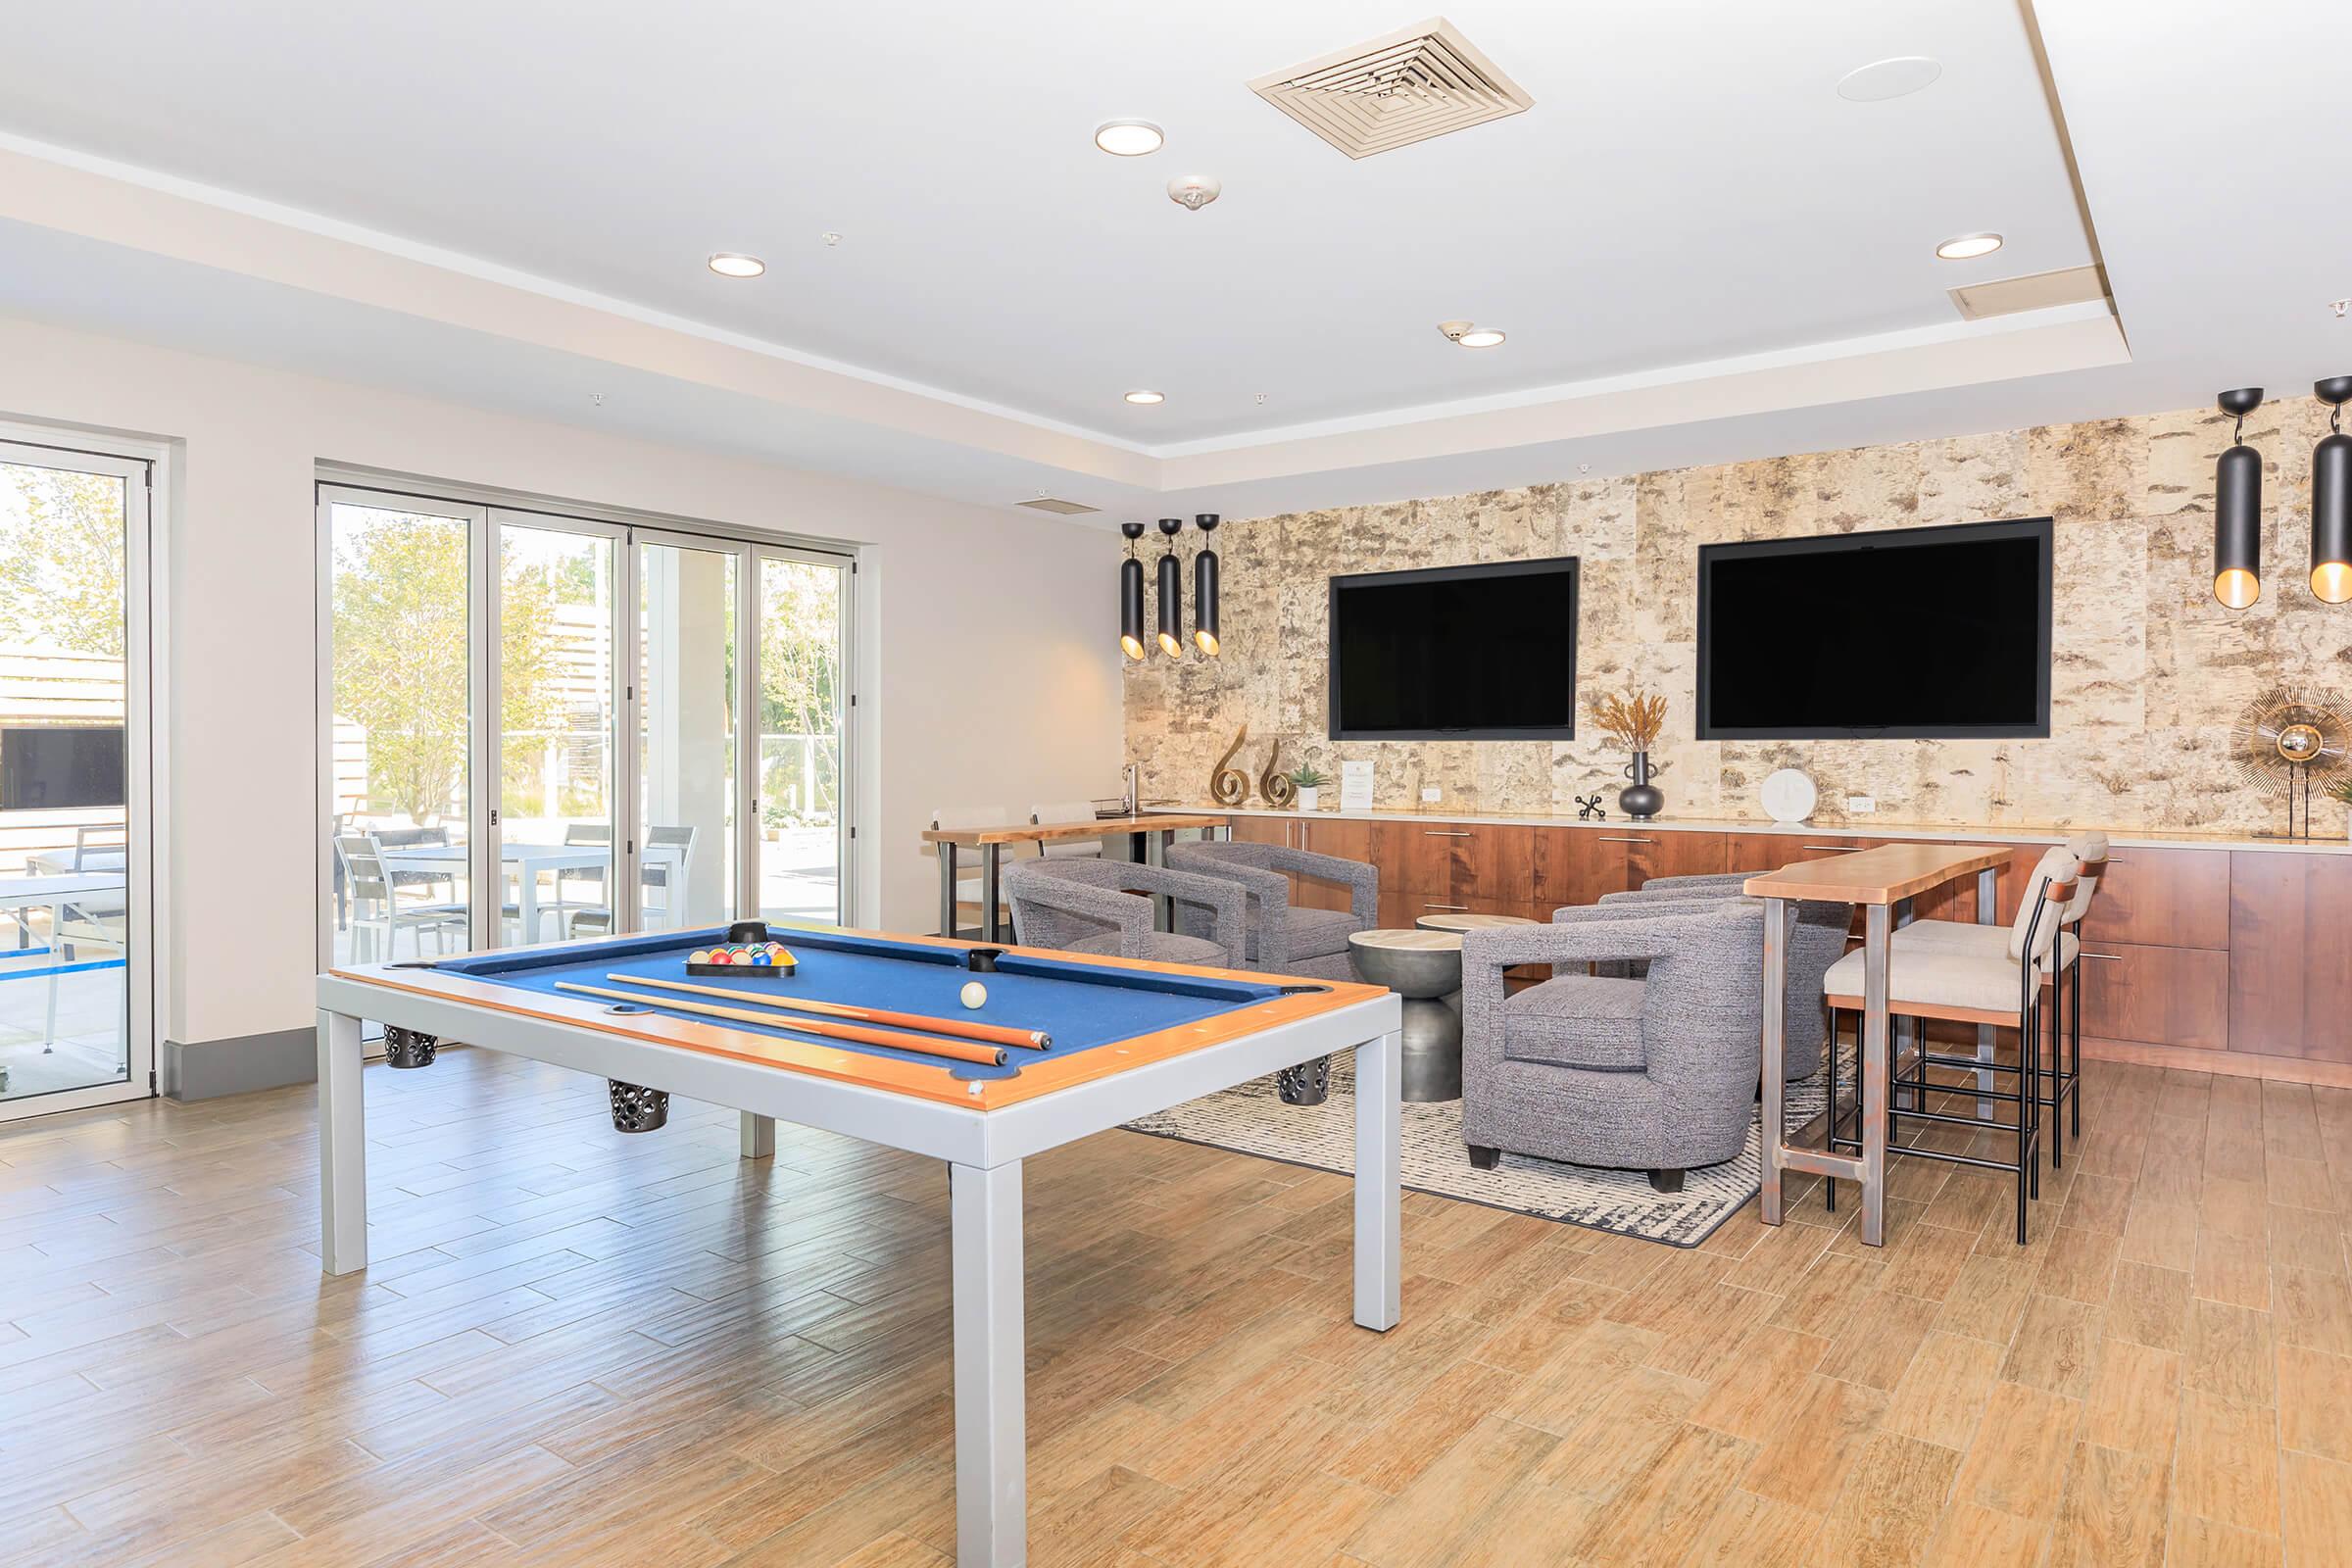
[1124,400,2352,833]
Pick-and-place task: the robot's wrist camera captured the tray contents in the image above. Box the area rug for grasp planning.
[1125,1057,1831,1249]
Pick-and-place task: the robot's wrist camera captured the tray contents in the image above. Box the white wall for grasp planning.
[0,315,1124,1051]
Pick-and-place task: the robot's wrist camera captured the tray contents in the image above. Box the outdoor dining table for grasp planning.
[0,870,128,1046]
[376,840,686,943]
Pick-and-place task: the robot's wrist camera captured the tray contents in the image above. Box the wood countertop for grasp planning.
[1743,844,2010,905]
[922,812,1229,847]
[1166,803,2352,857]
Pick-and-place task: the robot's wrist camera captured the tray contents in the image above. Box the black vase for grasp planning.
[1618,751,1664,820]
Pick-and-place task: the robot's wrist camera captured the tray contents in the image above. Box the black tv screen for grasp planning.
[1,726,126,809]
[1329,558,1579,740]
[1695,517,2053,739]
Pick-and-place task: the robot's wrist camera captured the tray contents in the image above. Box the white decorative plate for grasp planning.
[1760,768,1817,824]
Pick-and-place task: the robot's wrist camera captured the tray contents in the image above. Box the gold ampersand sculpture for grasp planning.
[1207,725,1250,806]
[1257,739,1296,806]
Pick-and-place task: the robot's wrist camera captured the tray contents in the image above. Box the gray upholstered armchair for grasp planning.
[1589,877,1847,1082]
[1459,901,1766,1192]
[1163,840,1377,981]
[1003,858,1247,967]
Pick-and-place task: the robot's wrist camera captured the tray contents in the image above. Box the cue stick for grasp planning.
[607,972,1053,1050]
[552,980,1007,1067]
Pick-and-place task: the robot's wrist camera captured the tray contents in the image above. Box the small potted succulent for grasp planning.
[1289,765,1330,811]
[2329,776,2352,841]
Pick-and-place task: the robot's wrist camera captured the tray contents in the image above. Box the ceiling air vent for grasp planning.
[1015,497,1100,515]
[1948,265,2109,321]
[1249,17,1533,160]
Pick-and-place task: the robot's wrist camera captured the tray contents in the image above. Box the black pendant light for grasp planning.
[1192,514,1221,656]
[2213,387,2264,610]
[1118,521,1147,660]
[2313,377,2352,605]
[1154,517,1184,657]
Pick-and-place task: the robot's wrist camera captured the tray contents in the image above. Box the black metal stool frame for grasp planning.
[1821,876,2070,1245]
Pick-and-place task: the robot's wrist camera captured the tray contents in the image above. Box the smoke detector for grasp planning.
[1250,17,1533,160]
[1166,174,1221,212]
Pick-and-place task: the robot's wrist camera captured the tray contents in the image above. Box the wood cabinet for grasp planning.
[2075,940,2230,1053]
[1296,818,1371,912]
[2229,851,2352,1063]
[1370,819,1532,924]
[2081,847,2230,950]
[1530,828,1632,914]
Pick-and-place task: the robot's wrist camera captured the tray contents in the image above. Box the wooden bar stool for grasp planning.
[1820,849,2081,1244]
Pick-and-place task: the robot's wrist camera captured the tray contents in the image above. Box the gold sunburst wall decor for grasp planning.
[2231,686,2351,836]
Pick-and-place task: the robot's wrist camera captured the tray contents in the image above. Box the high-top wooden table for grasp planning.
[1747,843,2009,1246]
[921,813,1231,942]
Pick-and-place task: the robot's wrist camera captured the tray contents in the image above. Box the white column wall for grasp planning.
[0,316,1123,1053]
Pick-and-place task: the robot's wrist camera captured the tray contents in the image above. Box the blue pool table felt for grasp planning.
[428,928,1290,1080]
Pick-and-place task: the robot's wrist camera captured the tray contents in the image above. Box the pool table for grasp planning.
[315,923,1402,1568]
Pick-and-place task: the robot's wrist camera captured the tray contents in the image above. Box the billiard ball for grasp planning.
[959,981,987,1009]
[688,950,710,964]
[752,951,772,966]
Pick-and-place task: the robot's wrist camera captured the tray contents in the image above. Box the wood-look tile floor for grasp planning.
[3,1048,2349,1566]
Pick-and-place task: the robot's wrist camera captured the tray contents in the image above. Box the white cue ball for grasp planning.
[959,981,988,1009]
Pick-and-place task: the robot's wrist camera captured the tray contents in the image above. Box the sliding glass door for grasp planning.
[325,496,478,962]
[756,549,850,926]
[320,483,854,974]
[497,519,620,946]
[0,438,153,1118]
[637,535,738,932]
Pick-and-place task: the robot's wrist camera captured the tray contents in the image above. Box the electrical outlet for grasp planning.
[1421,787,1443,804]
[1846,795,1876,814]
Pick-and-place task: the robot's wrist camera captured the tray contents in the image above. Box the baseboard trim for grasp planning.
[162,1027,316,1101]
[2080,1036,2352,1091]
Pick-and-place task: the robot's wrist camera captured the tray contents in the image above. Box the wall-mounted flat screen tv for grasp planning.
[1695,517,2053,740]
[0,725,126,809]
[1329,557,1579,740]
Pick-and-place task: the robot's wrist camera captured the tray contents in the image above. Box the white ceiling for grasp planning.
[0,1,2340,516]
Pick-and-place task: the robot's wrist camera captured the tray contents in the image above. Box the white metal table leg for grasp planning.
[318,1007,368,1275]
[1861,904,1892,1247]
[1759,896,1788,1225]
[952,1159,1025,1568]
[1352,1029,1402,1331]
[740,1111,775,1158]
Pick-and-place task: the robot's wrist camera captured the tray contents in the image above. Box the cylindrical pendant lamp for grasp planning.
[2214,387,2264,610]
[1154,517,1184,657]
[1192,514,1221,656]
[1118,521,1147,660]
[2313,377,2352,605]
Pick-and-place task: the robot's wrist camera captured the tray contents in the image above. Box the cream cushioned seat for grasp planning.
[1893,923,2079,967]
[1821,946,2036,1013]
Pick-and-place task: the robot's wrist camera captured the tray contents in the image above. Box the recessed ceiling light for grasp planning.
[1838,56,1941,102]
[1124,390,1165,405]
[708,252,765,278]
[1439,320,1505,348]
[1935,232,2005,261]
[1095,120,1164,157]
